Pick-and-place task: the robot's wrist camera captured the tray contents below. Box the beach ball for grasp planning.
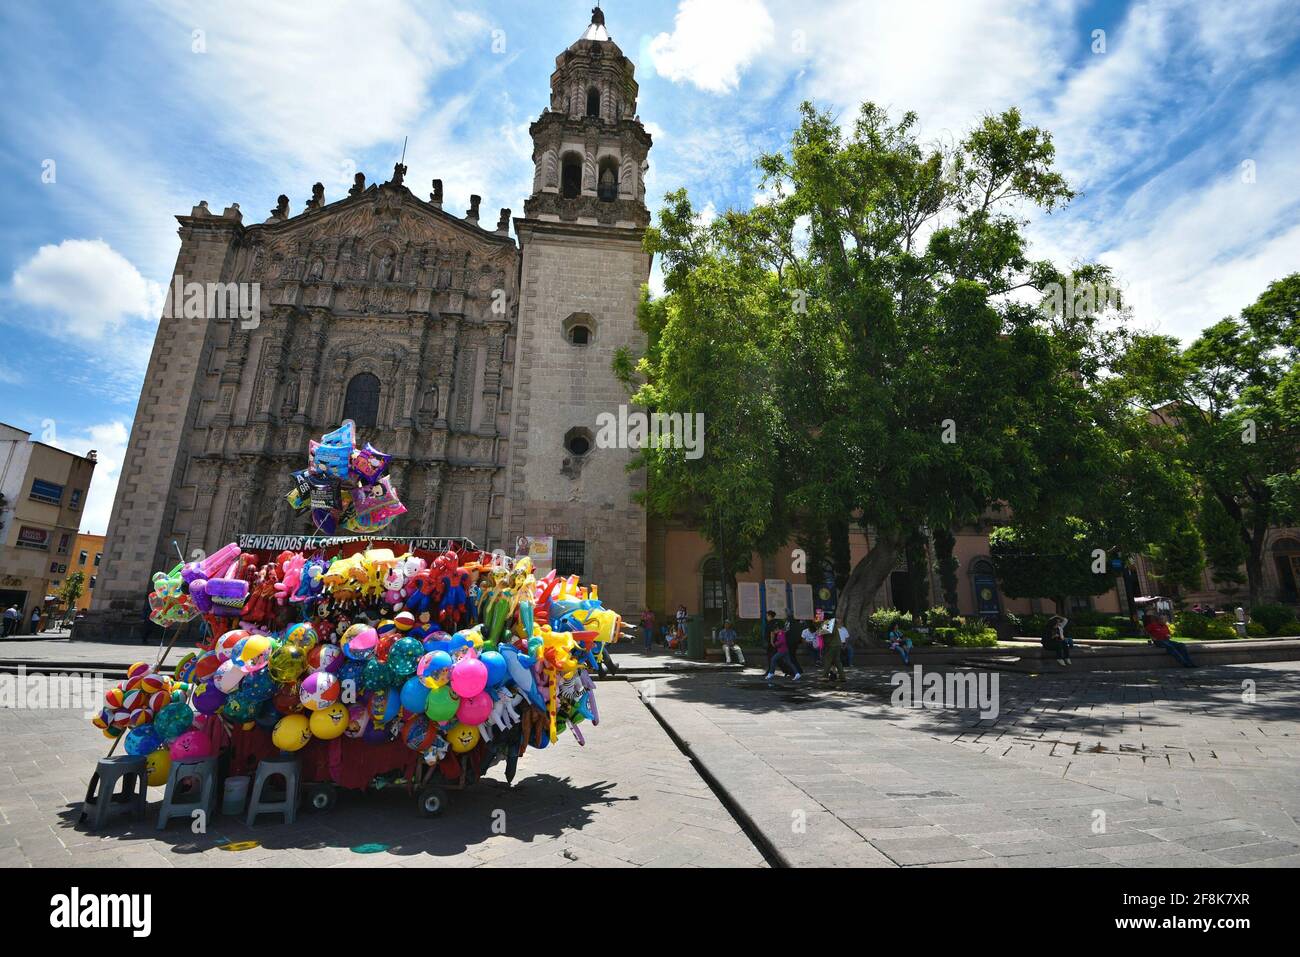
[271,713,312,752]
[447,722,480,754]
[215,629,249,661]
[300,671,340,711]
[309,702,349,741]
[232,633,273,673]
[480,650,507,689]
[456,691,493,726]
[193,651,221,682]
[124,725,162,756]
[145,748,171,786]
[175,652,198,684]
[268,643,307,683]
[424,685,458,722]
[341,624,378,661]
[308,643,344,673]
[361,658,396,693]
[169,729,214,761]
[418,650,452,686]
[213,658,245,694]
[222,693,259,724]
[154,701,193,741]
[284,621,319,651]
[239,669,275,702]
[394,611,416,633]
[399,676,429,714]
[450,657,487,698]
[388,636,423,676]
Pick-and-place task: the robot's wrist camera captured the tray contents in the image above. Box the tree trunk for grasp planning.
[933,526,959,612]
[1246,518,1268,610]
[836,528,903,640]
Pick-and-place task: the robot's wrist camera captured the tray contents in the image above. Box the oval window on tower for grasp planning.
[564,427,594,457]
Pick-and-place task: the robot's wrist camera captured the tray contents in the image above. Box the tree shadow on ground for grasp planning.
[643,662,1300,744]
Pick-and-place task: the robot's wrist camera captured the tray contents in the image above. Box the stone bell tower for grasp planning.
[504,6,653,614]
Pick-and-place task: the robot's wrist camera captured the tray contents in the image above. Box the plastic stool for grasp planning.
[246,756,301,826]
[78,755,148,830]
[156,757,219,831]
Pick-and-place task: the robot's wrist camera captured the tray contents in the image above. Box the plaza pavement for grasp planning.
[3,636,1299,868]
[0,672,765,869]
[637,661,1300,867]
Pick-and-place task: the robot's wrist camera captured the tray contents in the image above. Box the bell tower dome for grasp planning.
[525,6,652,227]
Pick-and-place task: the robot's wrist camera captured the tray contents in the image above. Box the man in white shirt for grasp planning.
[838,622,853,667]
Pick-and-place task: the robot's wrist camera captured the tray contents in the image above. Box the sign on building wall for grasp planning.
[16,526,49,549]
[737,581,761,619]
[791,583,814,619]
[516,535,554,565]
[764,578,788,616]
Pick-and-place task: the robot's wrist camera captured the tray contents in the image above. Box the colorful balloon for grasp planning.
[271,713,313,752]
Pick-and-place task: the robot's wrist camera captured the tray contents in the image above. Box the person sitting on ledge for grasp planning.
[1145,613,1196,667]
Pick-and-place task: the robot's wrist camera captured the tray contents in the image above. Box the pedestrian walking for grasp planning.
[718,620,746,665]
[29,606,42,635]
[782,614,802,675]
[764,622,800,681]
[822,618,844,681]
[2,604,17,638]
[801,622,821,665]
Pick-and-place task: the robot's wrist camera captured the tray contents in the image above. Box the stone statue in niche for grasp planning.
[308,258,324,281]
[281,371,300,415]
[374,253,393,282]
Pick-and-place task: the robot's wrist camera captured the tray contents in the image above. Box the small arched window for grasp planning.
[569,325,590,345]
[561,154,582,199]
[342,372,381,429]
[597,158,618,202]
[586,86,601,118]
[563,311,596,345]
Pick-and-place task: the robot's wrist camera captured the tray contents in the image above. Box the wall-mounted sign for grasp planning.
[737,581,761,619]
[764,579,788,617]
[16,526,49,549]
[516,535,554,564]
[791,583,814,619]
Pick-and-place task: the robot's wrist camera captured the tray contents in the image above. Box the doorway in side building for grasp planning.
[0,588,29,637]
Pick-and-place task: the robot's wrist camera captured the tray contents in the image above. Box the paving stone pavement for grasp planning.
[638,661,1300,868]
[0,678,765,868]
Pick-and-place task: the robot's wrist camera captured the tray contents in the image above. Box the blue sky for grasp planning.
[2,0,1299,534]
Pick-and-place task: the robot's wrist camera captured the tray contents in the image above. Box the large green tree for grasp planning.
[1114,274,1300,607]
[627,101,1187,635]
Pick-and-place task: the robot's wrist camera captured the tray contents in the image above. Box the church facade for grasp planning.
[88,10,652,636]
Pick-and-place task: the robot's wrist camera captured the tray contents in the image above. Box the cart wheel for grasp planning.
[306,784,336,812]
[418,783,447,817]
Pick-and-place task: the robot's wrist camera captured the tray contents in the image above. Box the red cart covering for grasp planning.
[226,725,420,790]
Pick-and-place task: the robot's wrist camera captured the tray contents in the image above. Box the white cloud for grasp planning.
[774,0,1077,141]
[145,0,489,171]
[51,421,131,536]
[650,0,776,93]
[9,239,163,339]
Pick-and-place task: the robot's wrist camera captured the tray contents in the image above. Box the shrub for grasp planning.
[952,627,998,647]
[868,607,908,638]
[902,628,931,646]
[1205,618,1239,640]
[1275,620,1300,638]
[1173,612,1209,640]
[924,605,959,629]
[931,627,958,644]
[1250,604,1297,636]
[1246,622,1267,638]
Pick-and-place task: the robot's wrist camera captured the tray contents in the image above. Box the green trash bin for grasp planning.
[686,615,705,660]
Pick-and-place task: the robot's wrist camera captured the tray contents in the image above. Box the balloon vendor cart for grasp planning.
[88,420,629,821]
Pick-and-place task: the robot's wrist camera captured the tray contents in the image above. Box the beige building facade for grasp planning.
[86,10,652,637]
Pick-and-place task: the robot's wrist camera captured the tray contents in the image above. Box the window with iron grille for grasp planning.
[342,372,381,429]
[29,479,63,505]
[555,540,585,578]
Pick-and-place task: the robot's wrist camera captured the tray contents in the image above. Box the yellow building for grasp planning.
[64,532,106,614]
[0,423,98,632]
